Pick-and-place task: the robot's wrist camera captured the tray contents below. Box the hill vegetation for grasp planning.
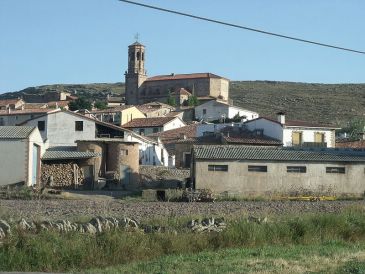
[1,81,365,126]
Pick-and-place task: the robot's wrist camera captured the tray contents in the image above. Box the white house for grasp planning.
[20,110,96,148]
[123,116,186,136]
[195,100,259,122]
[244,113,340,147]
[0,126,45,186]
[0,108,59,126]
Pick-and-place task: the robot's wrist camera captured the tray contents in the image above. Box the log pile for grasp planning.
[41,163,84,188]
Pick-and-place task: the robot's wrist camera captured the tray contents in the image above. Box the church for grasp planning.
[124,42,230,105]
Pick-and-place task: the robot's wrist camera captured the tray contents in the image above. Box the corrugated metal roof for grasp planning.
[42,151,100,160]
[0,126,35,139]
[193,145,365,162]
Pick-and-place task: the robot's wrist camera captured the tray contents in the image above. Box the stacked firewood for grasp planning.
[41,163,84,188]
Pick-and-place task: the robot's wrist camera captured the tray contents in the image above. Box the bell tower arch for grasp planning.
[125,42,147,105]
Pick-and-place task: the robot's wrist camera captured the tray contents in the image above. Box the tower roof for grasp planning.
[129,42,144,47]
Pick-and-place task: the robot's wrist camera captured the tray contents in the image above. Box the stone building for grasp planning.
[124,42,229,105]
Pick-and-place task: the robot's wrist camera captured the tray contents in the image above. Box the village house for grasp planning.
[244,112,339,148]
[191,145,365,198]
[0,126,44,186]
[86,105,145,126]
[0,108,59,126]
[123,116,186,136]
[124,42,229,105]
[136,101,175,118]
[106,95,125,107]
[0,98,25,110]
[194,99,259,122]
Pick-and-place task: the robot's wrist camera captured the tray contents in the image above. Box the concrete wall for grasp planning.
[120,107,146,125]
[24,112,96,147]
[0,113,41,126]
[194,160,365,197]
[283,128,336,147]
[245,119,284,141]
[163,117,186,131]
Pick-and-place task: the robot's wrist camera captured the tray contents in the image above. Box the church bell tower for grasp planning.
[125,41,147,105]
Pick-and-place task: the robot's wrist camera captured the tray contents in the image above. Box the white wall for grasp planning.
[163,117,186,131]
[124,132,172,167]
[244,118,284,141]
[283,128,335,147]
[23,111,96,147]
[228,106,259,120]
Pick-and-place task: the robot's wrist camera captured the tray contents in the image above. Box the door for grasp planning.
[120,165,130,186]
[32,145,40,186]
[82,166,94,189]
[184,152,191,168]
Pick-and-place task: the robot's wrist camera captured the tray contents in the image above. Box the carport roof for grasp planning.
[0,126,35,139]
[193,145,365,162]
[42,150,100,160]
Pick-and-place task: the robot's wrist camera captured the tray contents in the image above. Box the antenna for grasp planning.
[134,33,139,42]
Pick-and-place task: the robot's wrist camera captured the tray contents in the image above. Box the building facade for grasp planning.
[124,42,229,105]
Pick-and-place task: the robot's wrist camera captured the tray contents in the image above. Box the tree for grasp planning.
[167,95,176,107]
[187,95,199,106]
[94,100,108,110]
[340,118,365,140]
[68,98,92,111]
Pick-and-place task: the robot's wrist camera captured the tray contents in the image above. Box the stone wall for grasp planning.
[139,165,190,189]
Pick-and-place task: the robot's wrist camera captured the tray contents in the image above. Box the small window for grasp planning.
[326,167,345,174]
[139,128,145,135]
[153,128,159,133]
[248,165,267,172]
[75,121,83,131]
[203,109,207,115]
[37,121,45,131]
[121,149,128,156]
[287,166,306,173]
[208,165,228,172]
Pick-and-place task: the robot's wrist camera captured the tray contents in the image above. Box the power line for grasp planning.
[119,0,365,55]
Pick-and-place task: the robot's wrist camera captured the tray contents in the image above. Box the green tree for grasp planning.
[167,95,176,107]
[68,98,92,111]
[94,100,108,110]
[187,95,199,106]
[340,118,365,140]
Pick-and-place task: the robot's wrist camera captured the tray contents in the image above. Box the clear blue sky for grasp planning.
[1,0,364,93]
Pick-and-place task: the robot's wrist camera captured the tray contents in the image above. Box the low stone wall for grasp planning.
[139,166,190,189]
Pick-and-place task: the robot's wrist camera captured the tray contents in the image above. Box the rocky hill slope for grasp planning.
[1,81,364,126]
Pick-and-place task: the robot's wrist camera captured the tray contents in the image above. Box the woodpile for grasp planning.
[41,163,84,188]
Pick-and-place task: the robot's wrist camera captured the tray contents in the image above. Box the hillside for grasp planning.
[1,81,365,126]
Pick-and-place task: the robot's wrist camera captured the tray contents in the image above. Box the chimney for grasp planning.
[276,111,285,124]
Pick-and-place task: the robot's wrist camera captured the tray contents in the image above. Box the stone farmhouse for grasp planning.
[124,42,229,105]
[191,145,365,198]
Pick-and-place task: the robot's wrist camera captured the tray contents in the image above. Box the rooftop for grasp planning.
[123,117,178,128]
[146,73,228,82]
[148,123,198,140]
[0,108,57,116]
[0,126,36,139]
[247,117,339,129]
[42,150,100,160]
[193,145,365,162]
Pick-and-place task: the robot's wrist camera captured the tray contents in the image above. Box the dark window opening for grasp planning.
[208,165,228,172]
[75,121,84,131]
[153,128,159,133]
[326,167,345,174]
[136,51,141,61]
[37,121,45,131]
[287,166,307,173]
[203,109,207,115]
[248,165,267,172]
[157,190,166,201]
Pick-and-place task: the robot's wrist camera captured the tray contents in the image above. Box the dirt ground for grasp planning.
[1,196,364,222]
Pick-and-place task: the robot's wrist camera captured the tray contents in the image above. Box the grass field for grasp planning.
[2,208,365,273]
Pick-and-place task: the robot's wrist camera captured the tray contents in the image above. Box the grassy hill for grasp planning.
[230,81,365,126]
[1,81,365,126]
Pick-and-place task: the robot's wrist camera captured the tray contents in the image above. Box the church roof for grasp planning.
[129,42,144,47]
[145,73,228,82]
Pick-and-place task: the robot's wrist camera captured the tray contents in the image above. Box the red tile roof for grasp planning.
[0,108,56,116]
[123,117,178,128]
[90,106,134,114]
[146,73,227,82]
[148,123,198,140]
[0,99,22,106]
[336,140,365,149]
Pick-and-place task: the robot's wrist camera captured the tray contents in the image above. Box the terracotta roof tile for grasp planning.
[147,124,198,140]
[123,117,178,128]
[0,108,56,116]
[0,99,22,106]
[146,73,227,82]
[336,140,365,149]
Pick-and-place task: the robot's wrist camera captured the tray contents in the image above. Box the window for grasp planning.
[287,166,306,173]
[139,128,145,135]
[75,121,83,131]
[314,132,325,143]
[153,128,159,133]
[0,118,4,126]
[208,165,228,172]
[37,121,45,131]
[326,167,345,174]
[121,149,128,156]
[292,132,302,146]
[203,109,207,115]
[248,165,267,172]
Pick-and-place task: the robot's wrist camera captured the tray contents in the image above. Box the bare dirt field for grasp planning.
[1,198,364,222]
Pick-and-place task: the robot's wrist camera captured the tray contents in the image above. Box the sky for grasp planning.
[1,0,364,93]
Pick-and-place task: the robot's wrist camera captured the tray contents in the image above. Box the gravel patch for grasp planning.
[1,199,365,222]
